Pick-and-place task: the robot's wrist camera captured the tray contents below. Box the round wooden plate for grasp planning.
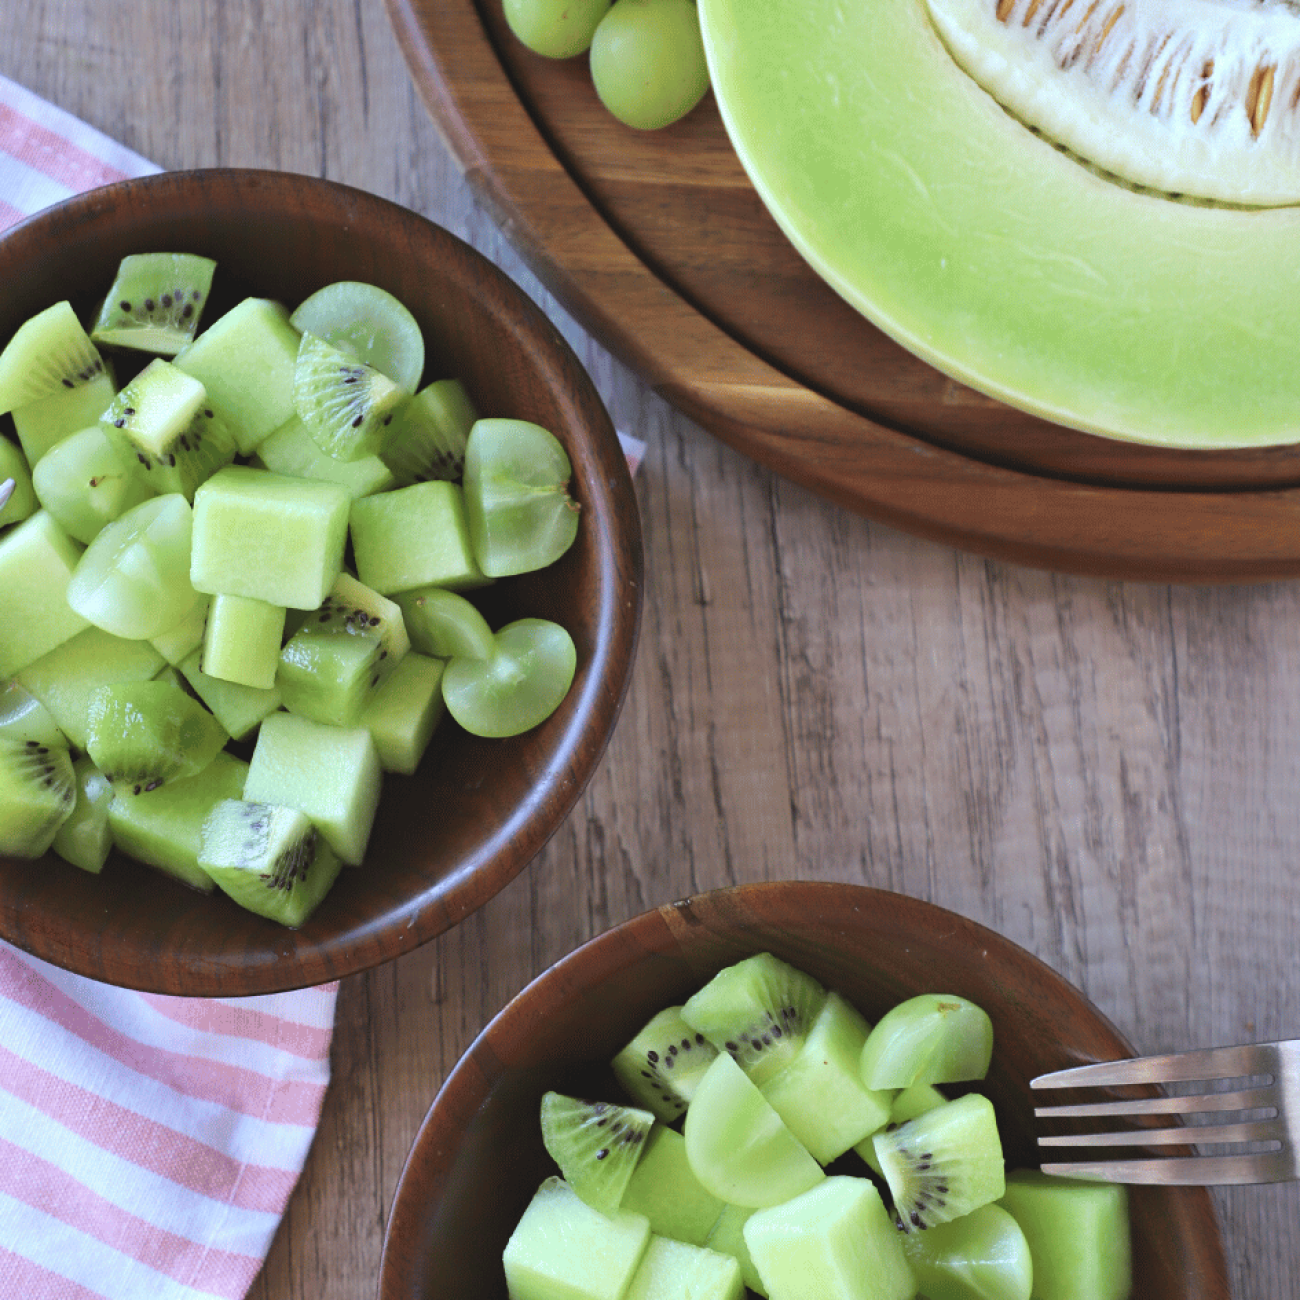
[384,0,1300,582]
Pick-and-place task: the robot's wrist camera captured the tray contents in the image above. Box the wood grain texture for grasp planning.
[3,1,1300,1298]
[379,0,1300,582]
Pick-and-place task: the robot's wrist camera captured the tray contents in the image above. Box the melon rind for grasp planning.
[698,0,1300,448]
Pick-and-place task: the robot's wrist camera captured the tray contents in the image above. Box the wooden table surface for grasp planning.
[6,1,1300,1297]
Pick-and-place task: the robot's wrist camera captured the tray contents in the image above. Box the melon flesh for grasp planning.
[698,0,1300,447]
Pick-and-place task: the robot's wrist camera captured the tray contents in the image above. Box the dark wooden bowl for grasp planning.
[379,882,1230,1300]
[0,168,643,995]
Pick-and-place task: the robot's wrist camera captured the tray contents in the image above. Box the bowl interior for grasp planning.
[379,882,1229,1300]
[0,169,642,995]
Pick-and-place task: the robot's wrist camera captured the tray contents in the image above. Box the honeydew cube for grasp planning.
[203,593,285,689]
[256,415,396,498]
[243,711,382,865]
[16,626,165,749]
[174,297,301,455]
[503,1176,652,1300]
[357,651,446,775]
[0,511,90,677]
[349,480,487,594]
[12,369,117,466]
[179,650,282,742]
[999,1170,1131,1300]
[760,992,893,1164]
[621,1126,726,1248]
[743,1177,915,1300]
[190,466,350,610]
[107,750,249,892]
[625,1236,743,1300]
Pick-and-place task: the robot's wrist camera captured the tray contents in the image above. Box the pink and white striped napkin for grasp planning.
[0,74,337,1300]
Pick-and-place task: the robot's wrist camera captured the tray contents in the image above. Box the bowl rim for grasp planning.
[377,880,1229,1300]
[0,167,644,995]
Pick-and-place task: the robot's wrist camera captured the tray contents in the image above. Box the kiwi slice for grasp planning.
[0,736,76,857]
[100,358,237,501]
[197,799,343,927]
[0,681,66,750]
[381,378,477,484]
[84,679,228,796]
[290,280,425,392]
[0,301,107,417]
[681,952,828,1087]
[91,252,216,355]
[292,331,405,462]
[612,1004,719,1122]
[539,1091,655,1216]
[859,992,994,1091]
[872,1092,1007,1233]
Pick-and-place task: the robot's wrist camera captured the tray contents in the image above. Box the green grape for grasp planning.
[462,418,580,578]
[505,0,613,58]
[442,618,577,738]
[589,0,710,130]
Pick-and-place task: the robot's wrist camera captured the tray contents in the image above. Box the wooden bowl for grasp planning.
[378,882,1230,1300]
[0,168,642,995]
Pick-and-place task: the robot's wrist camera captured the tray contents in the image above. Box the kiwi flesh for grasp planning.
[84,678,228,796]
[100,358,236,501]
[0,736,76,857]
[539,1091,655,1216]
[681,952,828,1087]
[292,331,405,462]
[91,252,216,355]
[381,377,477,484]
[872,1092,1007,1233]
[0,301,107,417]
[197,799,343,927]
[613,1005,720,1122]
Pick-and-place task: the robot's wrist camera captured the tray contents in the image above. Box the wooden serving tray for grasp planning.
[385,0,1300,581]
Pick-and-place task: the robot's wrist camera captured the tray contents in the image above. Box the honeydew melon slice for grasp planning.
[698,0,1300,447]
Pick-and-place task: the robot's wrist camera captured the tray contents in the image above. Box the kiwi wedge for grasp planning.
[0,301,107,417]
[100,358,237,501]
[539,1091,655,1216]
[292,331,405,462]
[381,377,476,484]
[91,252,216,355]
[612,1004,719,1122]
[290,281,425,392]
[84,679,228,796]
[197,799,343,927]
[872,1092,1007,1233]
[0,736,76,857]
[681,952,828,1087]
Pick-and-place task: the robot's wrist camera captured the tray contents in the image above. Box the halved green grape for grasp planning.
[462,418,580,578]
[65,493,202,640]
[441,618,576,738]
[505,0,612,58]
[590,0,710,131]
[859,992,994,1091]
[900,1202,1033,1300]
[290,281,425,393]
[395,586,495,661]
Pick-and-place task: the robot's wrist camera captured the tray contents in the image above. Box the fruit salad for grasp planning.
[503,954,1134,1300]
[0,255,585,927]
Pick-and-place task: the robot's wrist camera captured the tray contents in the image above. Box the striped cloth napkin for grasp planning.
[0,74,338,1300]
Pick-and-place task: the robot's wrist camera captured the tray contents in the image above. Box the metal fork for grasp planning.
[1030,1038,1300,1185]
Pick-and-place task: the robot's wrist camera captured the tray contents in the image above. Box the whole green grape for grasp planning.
[504,0,612,59]
[589,0,710,130]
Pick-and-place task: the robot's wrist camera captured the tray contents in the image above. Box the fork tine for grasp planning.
[1038,1115,1288,1148]
[1032,1042,1274,1090]
[1039,1150,1298,1185]
[1035,1083,1278,1120]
